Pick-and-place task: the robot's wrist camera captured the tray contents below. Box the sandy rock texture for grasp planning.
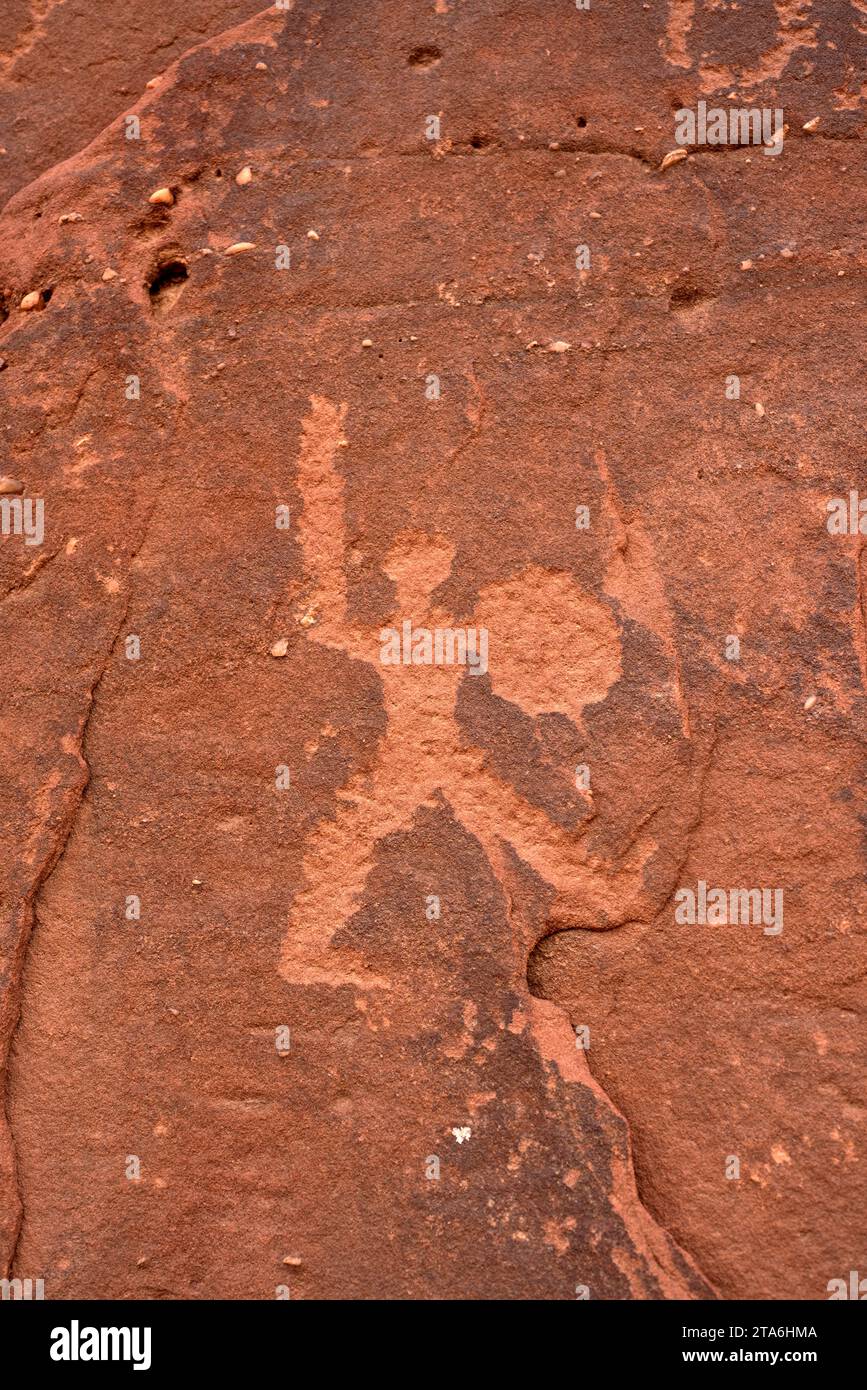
[0,0,864,1300]
[0,0,266,210]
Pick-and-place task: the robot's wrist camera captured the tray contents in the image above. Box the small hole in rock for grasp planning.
[576,115,587,128]
[408,45,441,68]
[469,134,492,151]
[41,287,53,303]
[668,277,714,314]
[148,257,189,313]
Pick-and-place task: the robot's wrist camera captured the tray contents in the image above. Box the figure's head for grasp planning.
[384,531,455,609]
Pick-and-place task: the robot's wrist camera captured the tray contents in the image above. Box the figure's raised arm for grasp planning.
[294,394,350,635]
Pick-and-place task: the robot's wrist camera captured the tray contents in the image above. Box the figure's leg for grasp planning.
[449,766,655,930]
[281,764,422,990]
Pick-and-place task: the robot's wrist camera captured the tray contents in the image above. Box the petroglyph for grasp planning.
[279,396,655,992]
[662,0,822,95]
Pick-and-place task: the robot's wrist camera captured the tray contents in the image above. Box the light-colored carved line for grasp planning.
[0,0,68,81]
[294,395,350,637]
[661,0,695,70]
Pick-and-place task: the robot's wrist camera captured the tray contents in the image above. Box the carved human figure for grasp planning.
[280,395,658,991]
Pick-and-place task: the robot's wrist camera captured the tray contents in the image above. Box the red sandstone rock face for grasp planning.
[0,0,266,212]
[0,1,864,1300]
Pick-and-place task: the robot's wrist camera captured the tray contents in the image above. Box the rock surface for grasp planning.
[0,0,864,1300]
[0,0,266,212]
